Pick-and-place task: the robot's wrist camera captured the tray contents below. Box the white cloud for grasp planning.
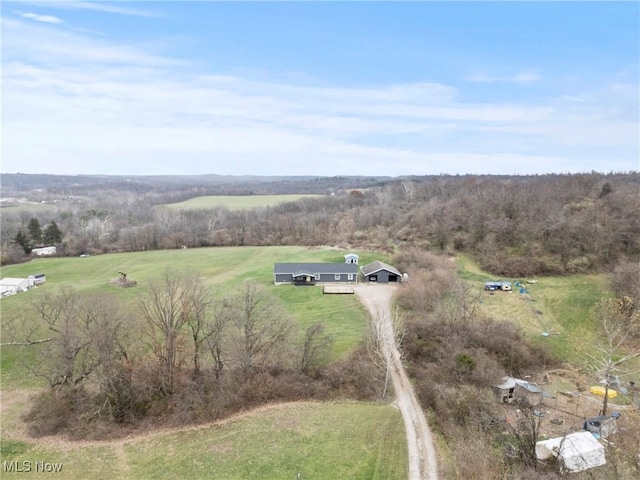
[12,1,160,18]
[2,17,637,176]
[466,70,541,84]
[18,12,64,24]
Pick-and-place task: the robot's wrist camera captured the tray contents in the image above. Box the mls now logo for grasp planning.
[3,460,63,473]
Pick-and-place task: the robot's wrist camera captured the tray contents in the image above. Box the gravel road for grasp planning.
[355,284,438,480]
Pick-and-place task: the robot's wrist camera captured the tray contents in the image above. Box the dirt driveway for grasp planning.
[355,284,438,480]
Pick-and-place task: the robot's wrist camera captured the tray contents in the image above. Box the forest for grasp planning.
[2,172,639,278]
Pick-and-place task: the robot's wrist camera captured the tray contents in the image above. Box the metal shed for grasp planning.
[360,261,402,283]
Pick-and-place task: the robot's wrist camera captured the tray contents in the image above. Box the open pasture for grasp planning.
[456,255,611,363]
[0,246,379,389]
[0,396,407,480]
[161,194,323,210]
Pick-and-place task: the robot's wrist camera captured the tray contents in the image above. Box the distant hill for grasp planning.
[1,173,395,195]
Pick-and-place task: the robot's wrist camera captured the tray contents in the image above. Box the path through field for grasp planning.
[355,284,438,480]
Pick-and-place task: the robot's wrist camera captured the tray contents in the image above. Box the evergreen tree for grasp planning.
[27,217,42,244]
[43,221,63,245]
[14,230,32,254]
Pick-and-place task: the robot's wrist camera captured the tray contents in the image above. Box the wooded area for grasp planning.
[2,172,639,277]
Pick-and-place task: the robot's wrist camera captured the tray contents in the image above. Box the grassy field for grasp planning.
[0,246,384,390]
[0,203,56,214]
[455,254,609,362]
[162,195,323,211]
[0,247,406,479]
[0,397,407,480]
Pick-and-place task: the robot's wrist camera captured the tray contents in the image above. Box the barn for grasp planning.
[360,261,402,283]
[0,278,30,295]
[274,263,359,285]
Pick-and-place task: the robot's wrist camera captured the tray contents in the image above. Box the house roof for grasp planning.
[495,376,517,390]
[515,380,542,394]
[360,261,401,277]
[274,263,358,275]
[0,277,29,286]
[494,376,542,393]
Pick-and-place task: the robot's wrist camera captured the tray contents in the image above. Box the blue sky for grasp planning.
[2,1,638,176]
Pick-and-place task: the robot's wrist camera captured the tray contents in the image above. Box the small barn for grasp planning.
[0,278,30,295]
[28,273,46,285]
[344,253,359,264]
[494,376,543,406]
[360,261,402,283]
[274,263,359,285]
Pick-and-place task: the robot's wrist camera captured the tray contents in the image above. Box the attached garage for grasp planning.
[360,261,403,284]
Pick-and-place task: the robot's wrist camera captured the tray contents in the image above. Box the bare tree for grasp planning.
[587,297,640,416]
[181,278,214,379]
[205,300,232,380]
[299,322,333,374]
[230,281,294,376]
[139,271,193,395]
[30,290,98,388]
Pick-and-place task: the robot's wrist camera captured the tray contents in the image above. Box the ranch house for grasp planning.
[274,263,359,286]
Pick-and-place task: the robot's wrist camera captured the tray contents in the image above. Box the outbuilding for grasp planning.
[494,376,543,406]
[31,246,57,256]
[28,273,46,285]
[0,278,30,295]
[360,261,402,283]
[536,431,606,473]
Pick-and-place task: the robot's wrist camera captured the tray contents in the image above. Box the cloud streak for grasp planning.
[13,1,160,18]
[466,71,541,84]
[17,11,64,24]
[2,16,637,176]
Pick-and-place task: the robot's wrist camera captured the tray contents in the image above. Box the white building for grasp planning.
[0,278,30,295]
[32,246,57,256]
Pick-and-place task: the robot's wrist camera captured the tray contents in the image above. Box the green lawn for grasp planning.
[161,195,323,211]
[455,254,607,362]
[0,246,375,389]
[0,203,56,214]
[0,400,407,480]
[0,247,406,479]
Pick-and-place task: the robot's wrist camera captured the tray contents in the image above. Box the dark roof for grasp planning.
[360,261,401,277]
[274,263,358,275]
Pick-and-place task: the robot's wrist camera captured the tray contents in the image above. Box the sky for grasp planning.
[1,1,639,177]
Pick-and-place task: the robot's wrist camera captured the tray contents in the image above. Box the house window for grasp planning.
[348,274,353,280]
[335,274,341,280]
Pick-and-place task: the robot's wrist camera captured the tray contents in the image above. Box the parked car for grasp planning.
[485,281,512,291]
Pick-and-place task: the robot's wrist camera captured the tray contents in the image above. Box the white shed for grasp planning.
[32,246,56,256]
[0,278,30,295]
[536,431,606,473]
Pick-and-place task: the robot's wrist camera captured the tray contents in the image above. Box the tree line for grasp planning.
[19,273,382,439]
[2,172,638,277]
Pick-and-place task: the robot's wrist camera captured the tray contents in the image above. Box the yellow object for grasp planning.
[590,386,618,398]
